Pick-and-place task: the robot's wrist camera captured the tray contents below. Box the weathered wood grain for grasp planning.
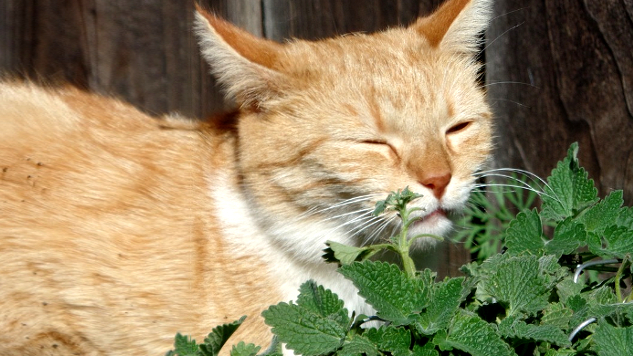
[487,0,633,203]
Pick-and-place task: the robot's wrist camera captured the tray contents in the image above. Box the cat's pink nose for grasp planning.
[420,172,451,199]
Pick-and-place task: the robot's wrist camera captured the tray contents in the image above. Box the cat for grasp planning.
[0,0,493,355]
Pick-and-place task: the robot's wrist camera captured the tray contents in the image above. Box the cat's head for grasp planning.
[196,0,493,255]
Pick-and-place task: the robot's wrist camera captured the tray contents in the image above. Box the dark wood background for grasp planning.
[1,0,632,275]
[487,0,633,203]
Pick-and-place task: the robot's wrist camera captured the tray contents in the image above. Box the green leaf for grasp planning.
[545,218,586,257]
[324,241,376,265]
[412,343,439,356]
[373,199,388,216]
[200,316,247,356]
[544,349,576,356]
[504,209,544,255]
[339,335,379,356]
[439,310,516,356]
[566,295,591,328]
[593,323,633,356]
[615,205,633,229]
[555,278,585,305]
[590,225,633,258]
[169,333,199,356]
[541,143,598,221]
[577,190,623,234]
[364,326,412,352]
[230,342,261,356]
[541,302,573,330]
[498,315,570,347]
[485,255,549,316]
[296,280,348,322]
[258,337,282,356]
[263,282,348,356]
[339,261,430,325]
[417,277,464,335]
[262,301,346,356]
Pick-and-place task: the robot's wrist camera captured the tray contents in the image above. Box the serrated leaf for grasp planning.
[498,315,570,347]
[373,199,387,216]
[364,325,412,352]
[339,261,430,325]
[441,310,516,356]
[593,323,633,356]
[262,302,346,356]
[504,209,544,255]
[324,241,375,265]
[577,190,623,234]
[230,342,261,356]
[583,286,633,325]
[556,278,585,304]
[615,206,633,229]
[170,333,199,356]
[541,303,573,330]
[590,225,633,258]
[545,218,586,257]
[199,316,246,356]
[567,295,591,328]
[339,335,379,356]
[541,143,598,221]
[485,255,549,316]
[258,336,282,356]
[544,349,576,356]
[538,255,568,285]
[417,277,464,335]
[412,343,439,356]
[296,280,348,322]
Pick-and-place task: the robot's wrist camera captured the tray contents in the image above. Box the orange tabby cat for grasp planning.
[0,0,493,355]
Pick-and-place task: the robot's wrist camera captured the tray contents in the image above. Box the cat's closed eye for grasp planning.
[446,121,472,135]
[360,139,399,157]
[446,121,473,135]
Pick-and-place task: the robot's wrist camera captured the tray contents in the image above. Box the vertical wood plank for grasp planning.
[487,0,633,203]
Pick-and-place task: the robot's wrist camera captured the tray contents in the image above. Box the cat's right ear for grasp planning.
[194,5,286,108]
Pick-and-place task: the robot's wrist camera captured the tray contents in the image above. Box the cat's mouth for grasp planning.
[407,208,452,239]
[416,209,447,224]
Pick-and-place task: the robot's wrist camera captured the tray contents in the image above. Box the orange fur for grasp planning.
[0,1,493,355]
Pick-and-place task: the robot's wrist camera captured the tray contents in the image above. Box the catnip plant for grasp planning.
[168,143,633,356]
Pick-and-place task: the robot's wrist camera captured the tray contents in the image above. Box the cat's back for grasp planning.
[0,82,274,355]
[0,81,212,225]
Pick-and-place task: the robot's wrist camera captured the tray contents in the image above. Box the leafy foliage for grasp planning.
[168,143,633,356]
[454,172,539,261]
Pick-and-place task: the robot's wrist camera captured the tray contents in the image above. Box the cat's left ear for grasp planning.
[194,5,287,108]
[412,0,493,53]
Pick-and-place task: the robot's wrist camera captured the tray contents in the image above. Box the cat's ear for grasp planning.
[413,0,492,53]
[194,5,286,108]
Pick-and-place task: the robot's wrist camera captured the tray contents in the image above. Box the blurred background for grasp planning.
[1,0,631,275]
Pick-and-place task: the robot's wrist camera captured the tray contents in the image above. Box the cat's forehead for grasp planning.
[284,30,480,96]
[283,29,431,75]
[279,31,486,130]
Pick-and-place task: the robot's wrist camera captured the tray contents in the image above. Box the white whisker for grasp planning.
[362,215,398,246]
[473,183,557,201]
[481,21,525,53]
[296,195,375,220]
[483,81,538,89]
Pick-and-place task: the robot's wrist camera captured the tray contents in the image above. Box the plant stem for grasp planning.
[615,256,630,302]
[397,207,418,278]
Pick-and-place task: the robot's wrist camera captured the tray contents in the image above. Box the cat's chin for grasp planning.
[406,209,453,246]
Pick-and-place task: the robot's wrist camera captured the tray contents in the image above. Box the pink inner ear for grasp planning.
[195,5,284,70]
[413,0,471,47]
